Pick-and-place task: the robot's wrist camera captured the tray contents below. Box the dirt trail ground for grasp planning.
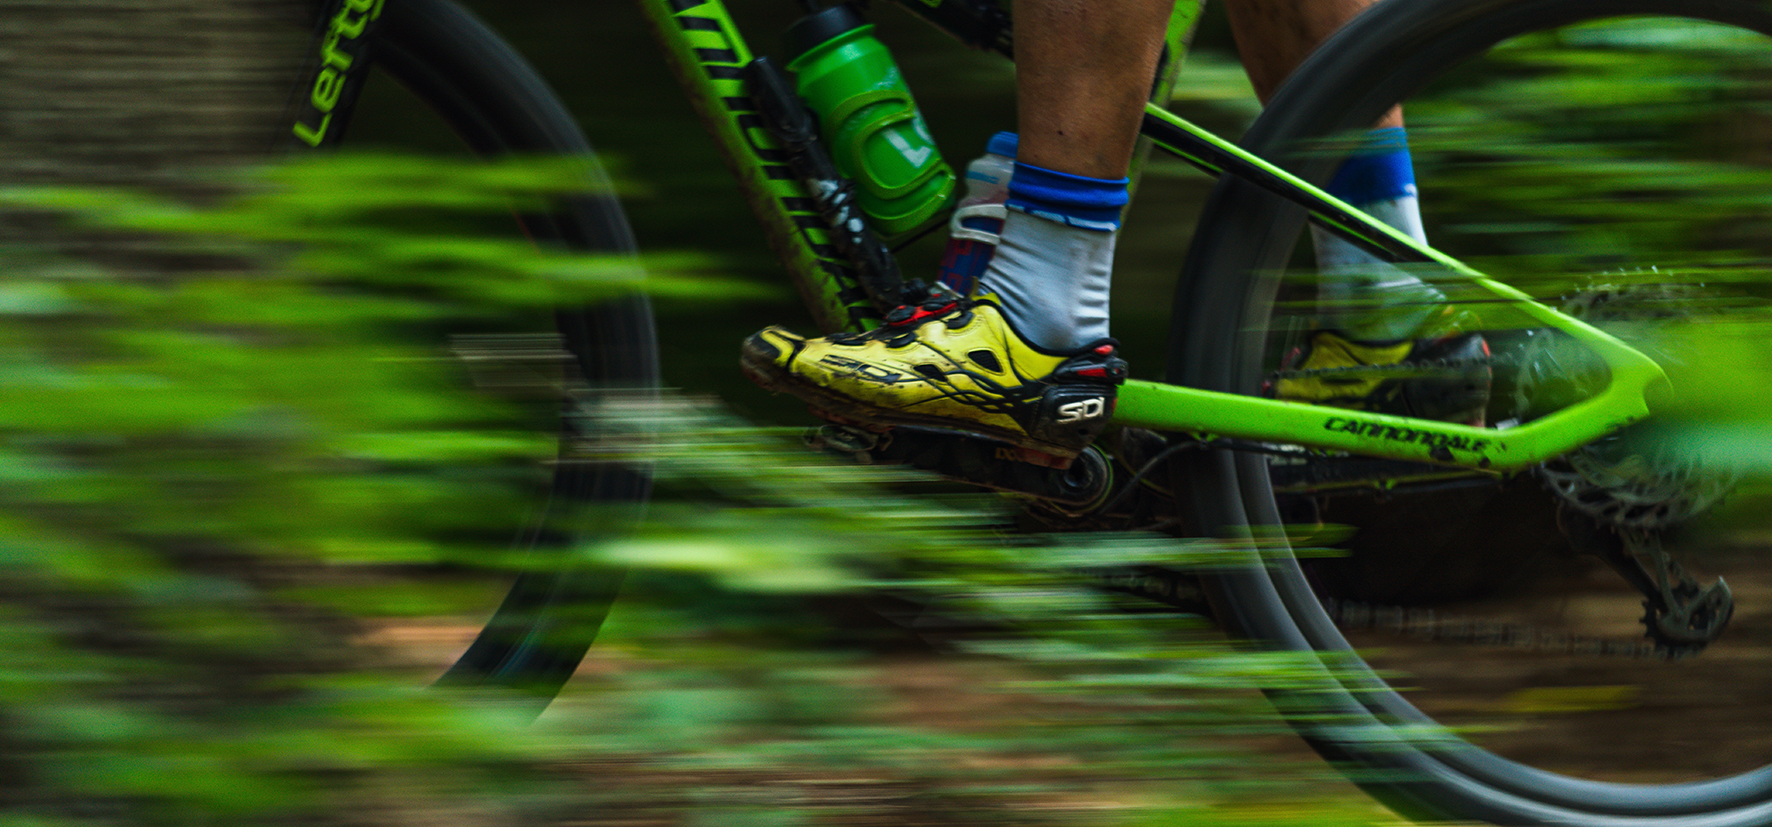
[367,551,1772,800]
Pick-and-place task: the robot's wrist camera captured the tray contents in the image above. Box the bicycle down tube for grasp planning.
[636,0,879,333]
[637,0,1669,473]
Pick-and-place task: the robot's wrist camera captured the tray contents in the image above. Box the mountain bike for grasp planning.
[293,0,1772,823]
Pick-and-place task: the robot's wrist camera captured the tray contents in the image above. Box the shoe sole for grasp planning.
[739,347,1082,468]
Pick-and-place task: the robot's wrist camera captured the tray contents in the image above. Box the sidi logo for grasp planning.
[819,354,903,385]
[1055,397,1106,424]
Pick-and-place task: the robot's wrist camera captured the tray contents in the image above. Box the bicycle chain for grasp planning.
[1320,523,1720,661]
[1325,598,1670,659]
[1089,351,1708,659]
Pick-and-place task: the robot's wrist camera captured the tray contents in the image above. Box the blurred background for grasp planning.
[11,1,1772,824]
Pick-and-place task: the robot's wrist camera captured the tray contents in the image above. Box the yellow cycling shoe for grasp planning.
[1273,328,1491,426]
[741,297,1128,465]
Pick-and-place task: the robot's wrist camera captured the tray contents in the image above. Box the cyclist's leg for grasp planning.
[1225,0,1487,422]
[1222,0,1397,109]
[742,0,1170,463]
[985,0,1173,351]
[1014,0,1172,178]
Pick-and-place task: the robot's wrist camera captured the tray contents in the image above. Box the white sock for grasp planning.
[1311,195,1445,342]
[977,209,1115,352]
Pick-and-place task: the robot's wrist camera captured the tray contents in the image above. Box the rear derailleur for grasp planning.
[1539,429,1737,656]
[1570,518,1734,657]
[1512,280,1738,656]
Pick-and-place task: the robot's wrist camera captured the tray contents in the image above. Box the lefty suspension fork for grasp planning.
[289,0,386,151]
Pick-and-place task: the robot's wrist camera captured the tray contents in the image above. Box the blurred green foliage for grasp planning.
[0,155,728,825]
[0,154,1381,826]
[1401,17,1772,295]
[24,13,1772,827]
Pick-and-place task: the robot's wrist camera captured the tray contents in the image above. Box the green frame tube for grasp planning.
[635,0,876,333]
[1126,0,1207,204]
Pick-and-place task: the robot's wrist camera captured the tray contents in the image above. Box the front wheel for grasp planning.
[1175,0,1772,821]
[301,0,659,699]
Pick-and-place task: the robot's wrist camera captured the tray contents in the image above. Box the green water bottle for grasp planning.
[785,4,956,243]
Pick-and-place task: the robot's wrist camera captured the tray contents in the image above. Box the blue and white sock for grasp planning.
[979,162,1126,352]
[1309,127,1446,342]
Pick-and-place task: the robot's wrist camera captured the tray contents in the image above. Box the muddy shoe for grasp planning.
[742,297,1128,464]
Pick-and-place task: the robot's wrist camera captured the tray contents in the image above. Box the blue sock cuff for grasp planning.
[1005,162,1128,232]
[1326,127,1417,206]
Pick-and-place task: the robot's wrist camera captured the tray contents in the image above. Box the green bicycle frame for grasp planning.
[636,0,1665,474]
[637,0,878,332]
[1121,106,1666,472]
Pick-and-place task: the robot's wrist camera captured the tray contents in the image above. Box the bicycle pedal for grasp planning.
[806,423,1111,507]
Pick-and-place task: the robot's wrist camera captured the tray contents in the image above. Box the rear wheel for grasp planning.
[1176,0,1772,820]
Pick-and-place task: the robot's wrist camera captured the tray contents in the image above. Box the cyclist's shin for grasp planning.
[1310,127,1447,342]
